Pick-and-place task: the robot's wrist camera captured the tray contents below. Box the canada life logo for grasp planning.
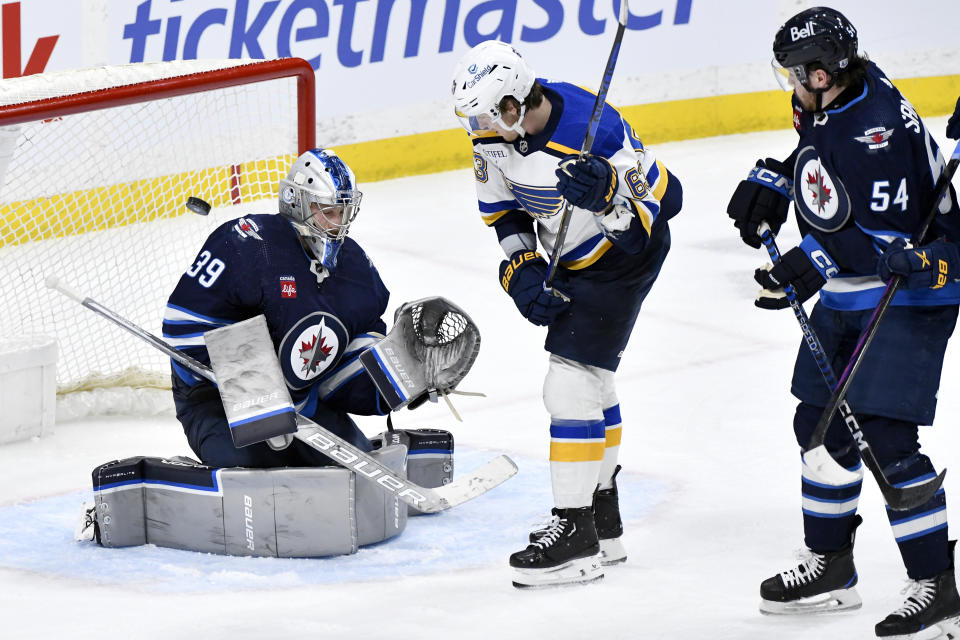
[0,2,59,78]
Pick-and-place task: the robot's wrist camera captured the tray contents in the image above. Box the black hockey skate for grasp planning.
[529,466,626,566]
[759,515,862,615]
[875,541,960,639]
[593,465,626,565]
[511,506,603,588]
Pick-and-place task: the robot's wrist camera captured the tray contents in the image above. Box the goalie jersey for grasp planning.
[471,78,676,270]
[787,61,960,311]
[163,213,390,416]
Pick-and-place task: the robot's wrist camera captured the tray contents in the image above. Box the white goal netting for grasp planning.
[0,59,312,414]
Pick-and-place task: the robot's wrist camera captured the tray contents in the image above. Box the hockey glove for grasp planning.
[727,158,793,249]
[878,238,960,289]
[499,250,571,326]
[754,246,826,310]
[555,153,618,213]
[948,96,960,140]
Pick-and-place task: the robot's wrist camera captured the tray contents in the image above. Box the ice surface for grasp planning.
[1,118,958,640]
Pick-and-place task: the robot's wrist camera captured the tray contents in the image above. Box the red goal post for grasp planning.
[0,58,316,400]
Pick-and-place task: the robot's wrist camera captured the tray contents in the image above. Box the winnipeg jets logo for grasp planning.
[793,146,851,233]
[298,319,335,375]
[854,127,894,150]
[279,312,348,388]
[805,169,833,214]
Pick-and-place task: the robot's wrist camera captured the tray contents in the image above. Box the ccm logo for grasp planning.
[302,431,427,507]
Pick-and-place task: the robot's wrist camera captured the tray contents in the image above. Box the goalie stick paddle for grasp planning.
[759,224,942,510]
[543,0,630,298]
[45,276,518,514]
[805,138,960,490]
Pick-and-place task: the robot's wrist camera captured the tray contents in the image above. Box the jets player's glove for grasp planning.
[878,238,960,289]
[948,96,960,140]
[754,246,826,310]
[727,158,793,249]
[499,250,570,326]
[555,153,618,213]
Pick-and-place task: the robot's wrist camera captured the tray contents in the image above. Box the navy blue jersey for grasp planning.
[787,61,960,311]
[163,213,390,417]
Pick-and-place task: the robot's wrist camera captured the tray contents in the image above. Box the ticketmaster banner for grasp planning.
[3,0,960,165]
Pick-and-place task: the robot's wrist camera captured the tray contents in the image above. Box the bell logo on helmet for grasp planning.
[790,21,817,41]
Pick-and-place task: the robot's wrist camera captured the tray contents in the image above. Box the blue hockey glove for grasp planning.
[754,246,826,310]
[727,158,793,249]
[948,96,960,140]
[499,250,570,326]
[555,153,617,213]
[878,238,960,289]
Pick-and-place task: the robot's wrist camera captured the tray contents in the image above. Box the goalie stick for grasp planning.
[759,223,943,510]
[543,0,629,298]
[805,138,960,477]
[45,276,518,514]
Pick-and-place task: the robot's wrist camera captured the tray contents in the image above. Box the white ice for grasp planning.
[1,117,958,640]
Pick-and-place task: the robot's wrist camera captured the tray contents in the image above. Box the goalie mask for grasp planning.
[279,148,362,269]
[451,40,535,135]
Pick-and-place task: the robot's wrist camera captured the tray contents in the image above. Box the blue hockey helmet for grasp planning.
[279,148,361,269]
[772,6,858,91]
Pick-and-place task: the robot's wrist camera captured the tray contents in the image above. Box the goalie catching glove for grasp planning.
[359,297,480,411]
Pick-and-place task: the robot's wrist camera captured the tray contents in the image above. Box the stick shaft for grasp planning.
[544,1,629,293]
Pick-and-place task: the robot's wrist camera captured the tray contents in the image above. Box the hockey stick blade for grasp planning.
[429,454,518,509]
[881,468,946,511]
[295,417,517,513]
[46,277,518,514]
[802,446,861,486]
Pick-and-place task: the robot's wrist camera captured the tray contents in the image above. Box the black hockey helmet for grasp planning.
[773,6,857,91]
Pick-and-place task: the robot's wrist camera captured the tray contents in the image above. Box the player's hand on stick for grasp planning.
[947,97,960,140]
[878,238,960,289]
[754,246,826,310]
[727,158,793,249]
[499,250,571,326]
[555,153,617,213]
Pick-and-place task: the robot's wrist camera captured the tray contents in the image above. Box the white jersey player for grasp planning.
[452,40,683,588]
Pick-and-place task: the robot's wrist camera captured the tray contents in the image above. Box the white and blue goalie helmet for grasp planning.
[451,40,535,135]
[279,148,362,269]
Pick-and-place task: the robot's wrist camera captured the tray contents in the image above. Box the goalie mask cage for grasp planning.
[0,58,315,397]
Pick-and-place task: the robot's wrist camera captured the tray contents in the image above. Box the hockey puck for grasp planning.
[186,196,212,216]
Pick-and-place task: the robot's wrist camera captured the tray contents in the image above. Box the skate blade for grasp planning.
[512,555,604,589]
[599,538,627,566]
[880,616,960,640]
[759,587,862,615]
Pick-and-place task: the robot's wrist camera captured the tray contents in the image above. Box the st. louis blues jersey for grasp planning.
[471,79,672,269]
[787,61,960,311]
[163,213,390,417]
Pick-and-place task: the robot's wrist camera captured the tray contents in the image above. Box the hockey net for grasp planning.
[0,58,315,415]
